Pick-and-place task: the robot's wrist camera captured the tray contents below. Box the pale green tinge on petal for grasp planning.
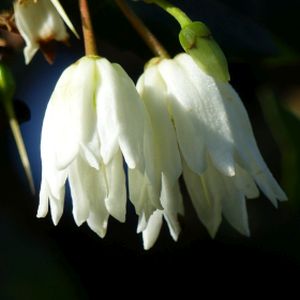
[183,160,222,238]
[104,151,127,223]
[142,210,163,250]
[183,158,251,237]
[128,168,158,222]
[221,179,250,237]
[233,165,259,199]
[14,0,69,64]
[87,190,110,239]
[96,58,145,169]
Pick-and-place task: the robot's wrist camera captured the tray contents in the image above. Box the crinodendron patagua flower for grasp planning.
[37,55,147,238]
[14,0,78,64]
[133,53,287,249]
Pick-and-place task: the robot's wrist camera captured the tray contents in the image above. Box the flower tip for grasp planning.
[51,214,61,226]
[143,240,154,251]
[36,211,45,219]
[73,217,85,227]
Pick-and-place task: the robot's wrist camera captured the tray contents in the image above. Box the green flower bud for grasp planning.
[179,21,230,82]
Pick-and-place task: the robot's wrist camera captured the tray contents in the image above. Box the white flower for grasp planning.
[129,64,184,249]
[14,0,78,64]
[134,53,287,248]
[37,55,147,238]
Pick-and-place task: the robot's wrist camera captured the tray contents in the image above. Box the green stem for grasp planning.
[145,0,192,28]
[115,0,169,58]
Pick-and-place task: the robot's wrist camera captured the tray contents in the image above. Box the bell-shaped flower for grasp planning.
[14,0,78,64]
[128,64,184,249]
[37,55,147,238]
[134,53,287,248]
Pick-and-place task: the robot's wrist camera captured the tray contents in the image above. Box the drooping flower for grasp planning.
[134,53,287,249]
[14,0,78,64]
[129,62,184,249]
[37,55,147,237]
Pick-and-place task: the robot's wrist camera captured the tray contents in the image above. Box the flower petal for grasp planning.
[183,159,222,237]
[137,65,182,185]
[174,54,235,176]
[128,168,159,221]
[160,174,183,241]
[104,151,127,223]
[96,59,145,169]
[14,0,69,64]
[221,83,287,205]
[142,210,163,250]
[68,156,92,226]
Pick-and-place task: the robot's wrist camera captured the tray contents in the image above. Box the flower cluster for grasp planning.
[37,53,286,250]
[8,0,287,250]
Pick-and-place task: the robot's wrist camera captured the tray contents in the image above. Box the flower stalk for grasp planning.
[0,63,35,194]
[115,0,169,59]
[145,0,192,28]
[79,0,97,56]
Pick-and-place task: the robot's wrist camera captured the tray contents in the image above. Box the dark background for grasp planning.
[1,0,300,298]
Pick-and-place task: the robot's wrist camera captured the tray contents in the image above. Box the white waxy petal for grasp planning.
[221,178,250,237]
[137,214,147,233]
[86,182,110,239]
[96,59,145,169]
[160,174,183,241]
[14,0,69,64]
[37,179,50,218]
[49,191,65,226]
[69,156,109,238]
[174,54,235,177]
[221,83,287,204]
[68,156,93,226]
[233,164,259,199]
[87,199,109,239]
[42,59,98,171]
[142,210,163,250]
[138,65,182,185]
[40,108,68,207]
[183,160,222,237]
[158,58,206,175]
[41,64,78,170]
[128,168,159,221]
[169,97,206,174]
[104,151,127,223]
[50,0,79,38]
